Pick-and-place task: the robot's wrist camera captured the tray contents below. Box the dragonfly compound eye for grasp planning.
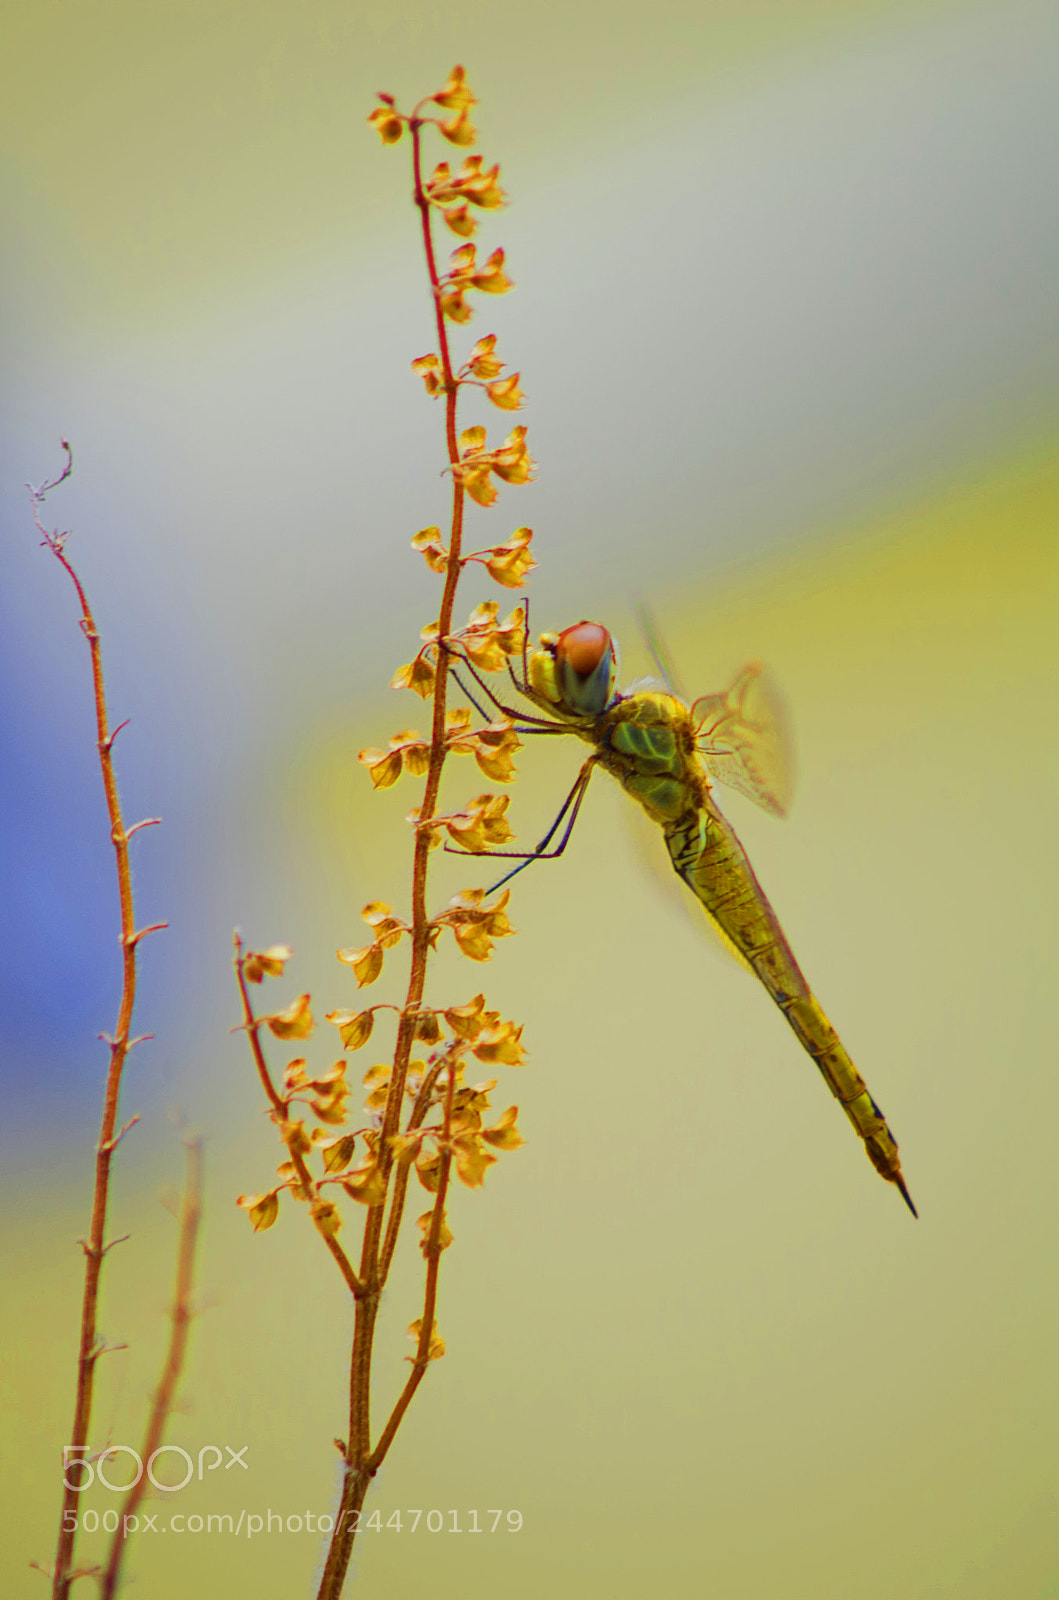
[555,621,618,716]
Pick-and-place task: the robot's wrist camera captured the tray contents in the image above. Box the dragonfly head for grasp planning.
[529,621,618,717]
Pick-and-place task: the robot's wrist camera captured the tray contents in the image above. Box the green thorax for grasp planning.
[525,650,704,822]
[597,692,702,823]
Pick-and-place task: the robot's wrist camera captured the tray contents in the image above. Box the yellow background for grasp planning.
[3,2,1057,1596]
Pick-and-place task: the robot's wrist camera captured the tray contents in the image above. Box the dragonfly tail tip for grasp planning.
[896,1177,919,1219]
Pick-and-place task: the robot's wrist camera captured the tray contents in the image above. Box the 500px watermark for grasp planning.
[62,1445,248,1493]
[61,1508,525,1538]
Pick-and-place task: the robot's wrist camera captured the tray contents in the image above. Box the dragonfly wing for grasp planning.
[693,662,795,818]
[634,598,689,703]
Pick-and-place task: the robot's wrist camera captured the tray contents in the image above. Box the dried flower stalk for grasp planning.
[235,67,535,1599]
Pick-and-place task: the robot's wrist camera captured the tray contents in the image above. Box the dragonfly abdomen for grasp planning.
[779,993,910,1198]
[665,800,916,1215]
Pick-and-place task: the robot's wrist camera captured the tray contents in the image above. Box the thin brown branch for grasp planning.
[368,1063,456,1472]
[28,448,163,1600]
[233,935,365,1298]
[100,1140,203,1600]
[102,1116,140,1154]
[378,1060,445,1282]
[231,937,288,1119]
[122,921,169,948]
[122,817,162,840]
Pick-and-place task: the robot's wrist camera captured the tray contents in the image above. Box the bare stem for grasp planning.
[29,446,168,1600]
[100,1141,203,1600]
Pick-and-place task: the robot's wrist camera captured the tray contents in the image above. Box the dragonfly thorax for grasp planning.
[529,621,619,718]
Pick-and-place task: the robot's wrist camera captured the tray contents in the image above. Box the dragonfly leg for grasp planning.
[444,757,596,894]
[449,664,567,736]
[509,592,533,696]
[445,645,565,730]
[511,592,532,694]
[447,663,495,722]
[506,656,530,700]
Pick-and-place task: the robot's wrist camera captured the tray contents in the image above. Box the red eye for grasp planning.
[557,621,611,676]
[553,621,617,716]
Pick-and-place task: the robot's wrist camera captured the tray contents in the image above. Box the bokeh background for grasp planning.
[3,1,1057,1595]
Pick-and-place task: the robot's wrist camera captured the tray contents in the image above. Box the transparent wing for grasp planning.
[635,598,689,703]
[691,662,795,819]
[634,602,795,818]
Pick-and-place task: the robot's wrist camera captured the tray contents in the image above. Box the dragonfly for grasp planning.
[450,616,917,1217]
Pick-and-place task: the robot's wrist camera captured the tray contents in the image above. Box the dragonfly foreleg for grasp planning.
[446,645,566,730]
[516,593,532,691]
[448,664,498,723]
[507,649,531,699]
[450,661,562,735]
[444,757,596,895]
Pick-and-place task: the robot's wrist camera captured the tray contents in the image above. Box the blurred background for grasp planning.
[2,1,1057,1595]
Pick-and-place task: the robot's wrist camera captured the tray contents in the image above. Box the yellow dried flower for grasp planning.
[471,247,513,294]
[411,525,449,572]
[406,1317,446,1360]
[442,203,475,237]
[491,425,535,483]
[444,993,487,1039]
[390,654,437,698]
[485,527,536,587]
[358,729,431,789]
[465,334,504,379]
[473,1020,526,1066]
[482,1105,524,1150]
[244,944,293,982]
[432,65,476,112]
[336,944,384,987]
[416,1209,454,1255]
[342,1160,387,1207]
[443,793,513,852]
[237,1190,281,1231]
[326,1008,375,1049]
[411,353,444,397]
[440,108,476,147]
[310,1198,342,1237]
[486,373,523,410]
[451,1131,497,1188]
[266,993,314,1040]
[319,1134,357,1173]
[367,107,404,145]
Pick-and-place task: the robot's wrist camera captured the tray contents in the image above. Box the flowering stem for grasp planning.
[369,1063,456,1470]
[370,116,465,1245]
[233,937,364,1297]
[315,113,467,1600]
[378,1061,444,1281]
